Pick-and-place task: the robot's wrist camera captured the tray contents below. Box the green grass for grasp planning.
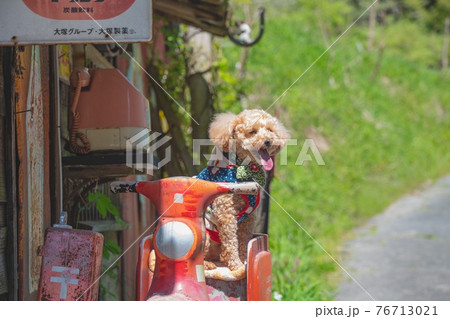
[220,4,450,300]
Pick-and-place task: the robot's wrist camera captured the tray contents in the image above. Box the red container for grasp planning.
[73,68,150,152]
[38,228,104,301]
[76,69,148,130]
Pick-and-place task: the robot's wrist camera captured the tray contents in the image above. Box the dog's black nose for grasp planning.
[264,139,272,147]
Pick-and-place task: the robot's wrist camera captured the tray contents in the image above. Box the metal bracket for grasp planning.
[228,7,265,47]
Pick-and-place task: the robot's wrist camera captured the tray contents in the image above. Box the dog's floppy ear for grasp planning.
[274,120,290,149]
[208,112,237,152]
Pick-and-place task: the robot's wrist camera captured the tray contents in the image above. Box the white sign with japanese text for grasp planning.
[0,0,152,45]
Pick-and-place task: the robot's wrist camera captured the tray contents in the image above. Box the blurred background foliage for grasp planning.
[215,0,450,300]
[151,0,449,300]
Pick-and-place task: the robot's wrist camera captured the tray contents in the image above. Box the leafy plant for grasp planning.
[212,43,243,113]
[87,191,125,300]
[88,191,126,227]
[102,239,122,260]
[99,238,122,300]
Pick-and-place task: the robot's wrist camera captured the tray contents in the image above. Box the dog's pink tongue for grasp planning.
[258,149,273,171]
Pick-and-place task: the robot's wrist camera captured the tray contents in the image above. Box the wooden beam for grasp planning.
[77,220,129,232]
[13,45,32,301]
[154,0,229,36]
[63,164,147,179]
[2,47,19,300]
[86,45,114,69]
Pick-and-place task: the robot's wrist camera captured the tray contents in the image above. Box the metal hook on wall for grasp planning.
[228,7,265,47]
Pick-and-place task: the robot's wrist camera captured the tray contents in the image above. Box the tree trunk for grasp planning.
[370,44,385,80]
[442,17,450,71]
[148,87,177,177]
[367,1,378,51]
[188,74,213,141]
[148,65,196,177]
[186,27,214,170]
[238,47,249,79]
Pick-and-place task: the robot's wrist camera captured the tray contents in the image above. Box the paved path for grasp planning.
[336,175,450,301]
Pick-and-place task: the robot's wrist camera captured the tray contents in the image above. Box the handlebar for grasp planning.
[110,178,259,195]
[110,177,259,219]
[110,181,137,194]
[216,182,259,195]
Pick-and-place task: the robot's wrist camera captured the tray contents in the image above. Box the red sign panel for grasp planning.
[22,0,136,20]
[0,1,151,45]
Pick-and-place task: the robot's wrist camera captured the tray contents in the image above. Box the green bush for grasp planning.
[220,2,450,300]
[382,20,444,68]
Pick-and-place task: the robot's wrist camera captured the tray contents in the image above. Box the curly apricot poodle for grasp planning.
[197,109,289,279]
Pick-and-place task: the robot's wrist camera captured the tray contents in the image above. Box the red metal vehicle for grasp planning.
[111,177,272,301]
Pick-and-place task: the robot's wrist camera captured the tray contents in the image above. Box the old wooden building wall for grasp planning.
[0,48,18,301]
[1,30,209,300]
[0,48,8,299]
[14,46,52,300]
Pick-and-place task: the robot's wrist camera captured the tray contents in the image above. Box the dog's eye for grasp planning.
[250,130,257,135]
[268,128,273,132]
